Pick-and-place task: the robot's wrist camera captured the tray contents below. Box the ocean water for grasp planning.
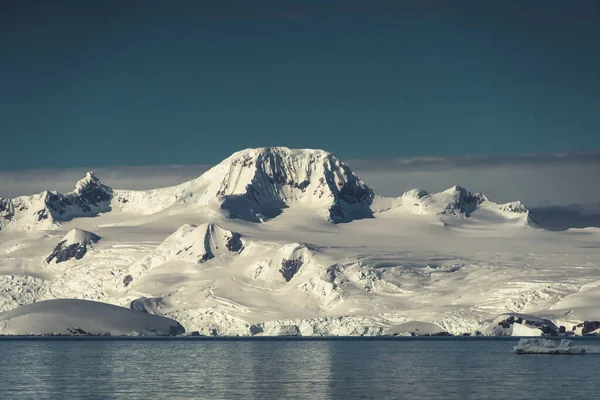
[1,337,599,399]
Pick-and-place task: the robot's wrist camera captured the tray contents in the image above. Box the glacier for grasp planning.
[0,147,599,336]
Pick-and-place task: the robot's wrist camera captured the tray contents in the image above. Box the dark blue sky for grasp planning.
[2,0,599,170]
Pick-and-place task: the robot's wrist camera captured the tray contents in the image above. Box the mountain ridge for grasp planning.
[0,147,535,231]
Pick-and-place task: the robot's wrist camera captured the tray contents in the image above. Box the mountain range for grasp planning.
[0,147,598,336]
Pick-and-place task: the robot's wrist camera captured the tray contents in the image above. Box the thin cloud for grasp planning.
[347,151,600,172]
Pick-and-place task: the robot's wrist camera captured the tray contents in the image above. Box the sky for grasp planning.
[1,0,600,170]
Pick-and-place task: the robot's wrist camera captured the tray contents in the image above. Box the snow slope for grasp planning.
[0,147,599,336]
[0,299,184,336]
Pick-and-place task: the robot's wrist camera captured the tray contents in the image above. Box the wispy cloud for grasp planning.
[347,151,600,172]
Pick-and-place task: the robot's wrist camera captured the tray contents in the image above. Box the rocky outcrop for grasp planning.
[482,313,560,336]
[439,186,487,217]
[572,320,600,335]
[46,229,101,264]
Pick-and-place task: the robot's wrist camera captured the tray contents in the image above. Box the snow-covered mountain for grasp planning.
[384,185,537,227]
[0,172,112,231]
[111,147,375,223]
[2,147,533,231]
[0,147,597,336]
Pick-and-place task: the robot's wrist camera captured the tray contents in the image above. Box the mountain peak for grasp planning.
[46,228,101,264]
[74,171,106,193]
[207,147,374,223]
[62,228,101,245]
[225,147,334,161]
[153,223,244,265]
[443,185,468,195]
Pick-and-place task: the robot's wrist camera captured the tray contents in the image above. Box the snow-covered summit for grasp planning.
[214,147,374,222]
[46,228,101,264]
[157,223,244,264]
[115,147,374,223]
[62,228,101,246]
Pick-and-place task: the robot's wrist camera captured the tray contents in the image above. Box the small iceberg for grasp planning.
[514,338,587,355]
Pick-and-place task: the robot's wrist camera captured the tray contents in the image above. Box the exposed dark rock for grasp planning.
[441,186,486,218]
[46,241,88,263]
[423,331,453,337]
[66,327,91,335]
[328,203,346,220]
[129,297,164,314]
[44,173,113,218]
[36,209,49,221]
[559,325,566,334]
[582,321,600,335]
[225,233,244,252]
[0,197,14,223]
[280,258,303,282]
[170,324,186,336]
[123,275,133,287]
[249,324,264,335]
[338,180,374,205]
[493,314,559,336]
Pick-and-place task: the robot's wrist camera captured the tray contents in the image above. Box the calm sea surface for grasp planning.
[1,337,599,399]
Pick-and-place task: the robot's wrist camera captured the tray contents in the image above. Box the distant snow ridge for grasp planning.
[397,184,537,226]
[46,228,101,264]
[1,148,537,230]
[0,172,112,231]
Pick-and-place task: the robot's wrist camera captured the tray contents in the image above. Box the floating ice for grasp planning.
[514,338,590,355]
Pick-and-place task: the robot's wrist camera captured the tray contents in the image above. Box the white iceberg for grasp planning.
[513,338,587,354]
